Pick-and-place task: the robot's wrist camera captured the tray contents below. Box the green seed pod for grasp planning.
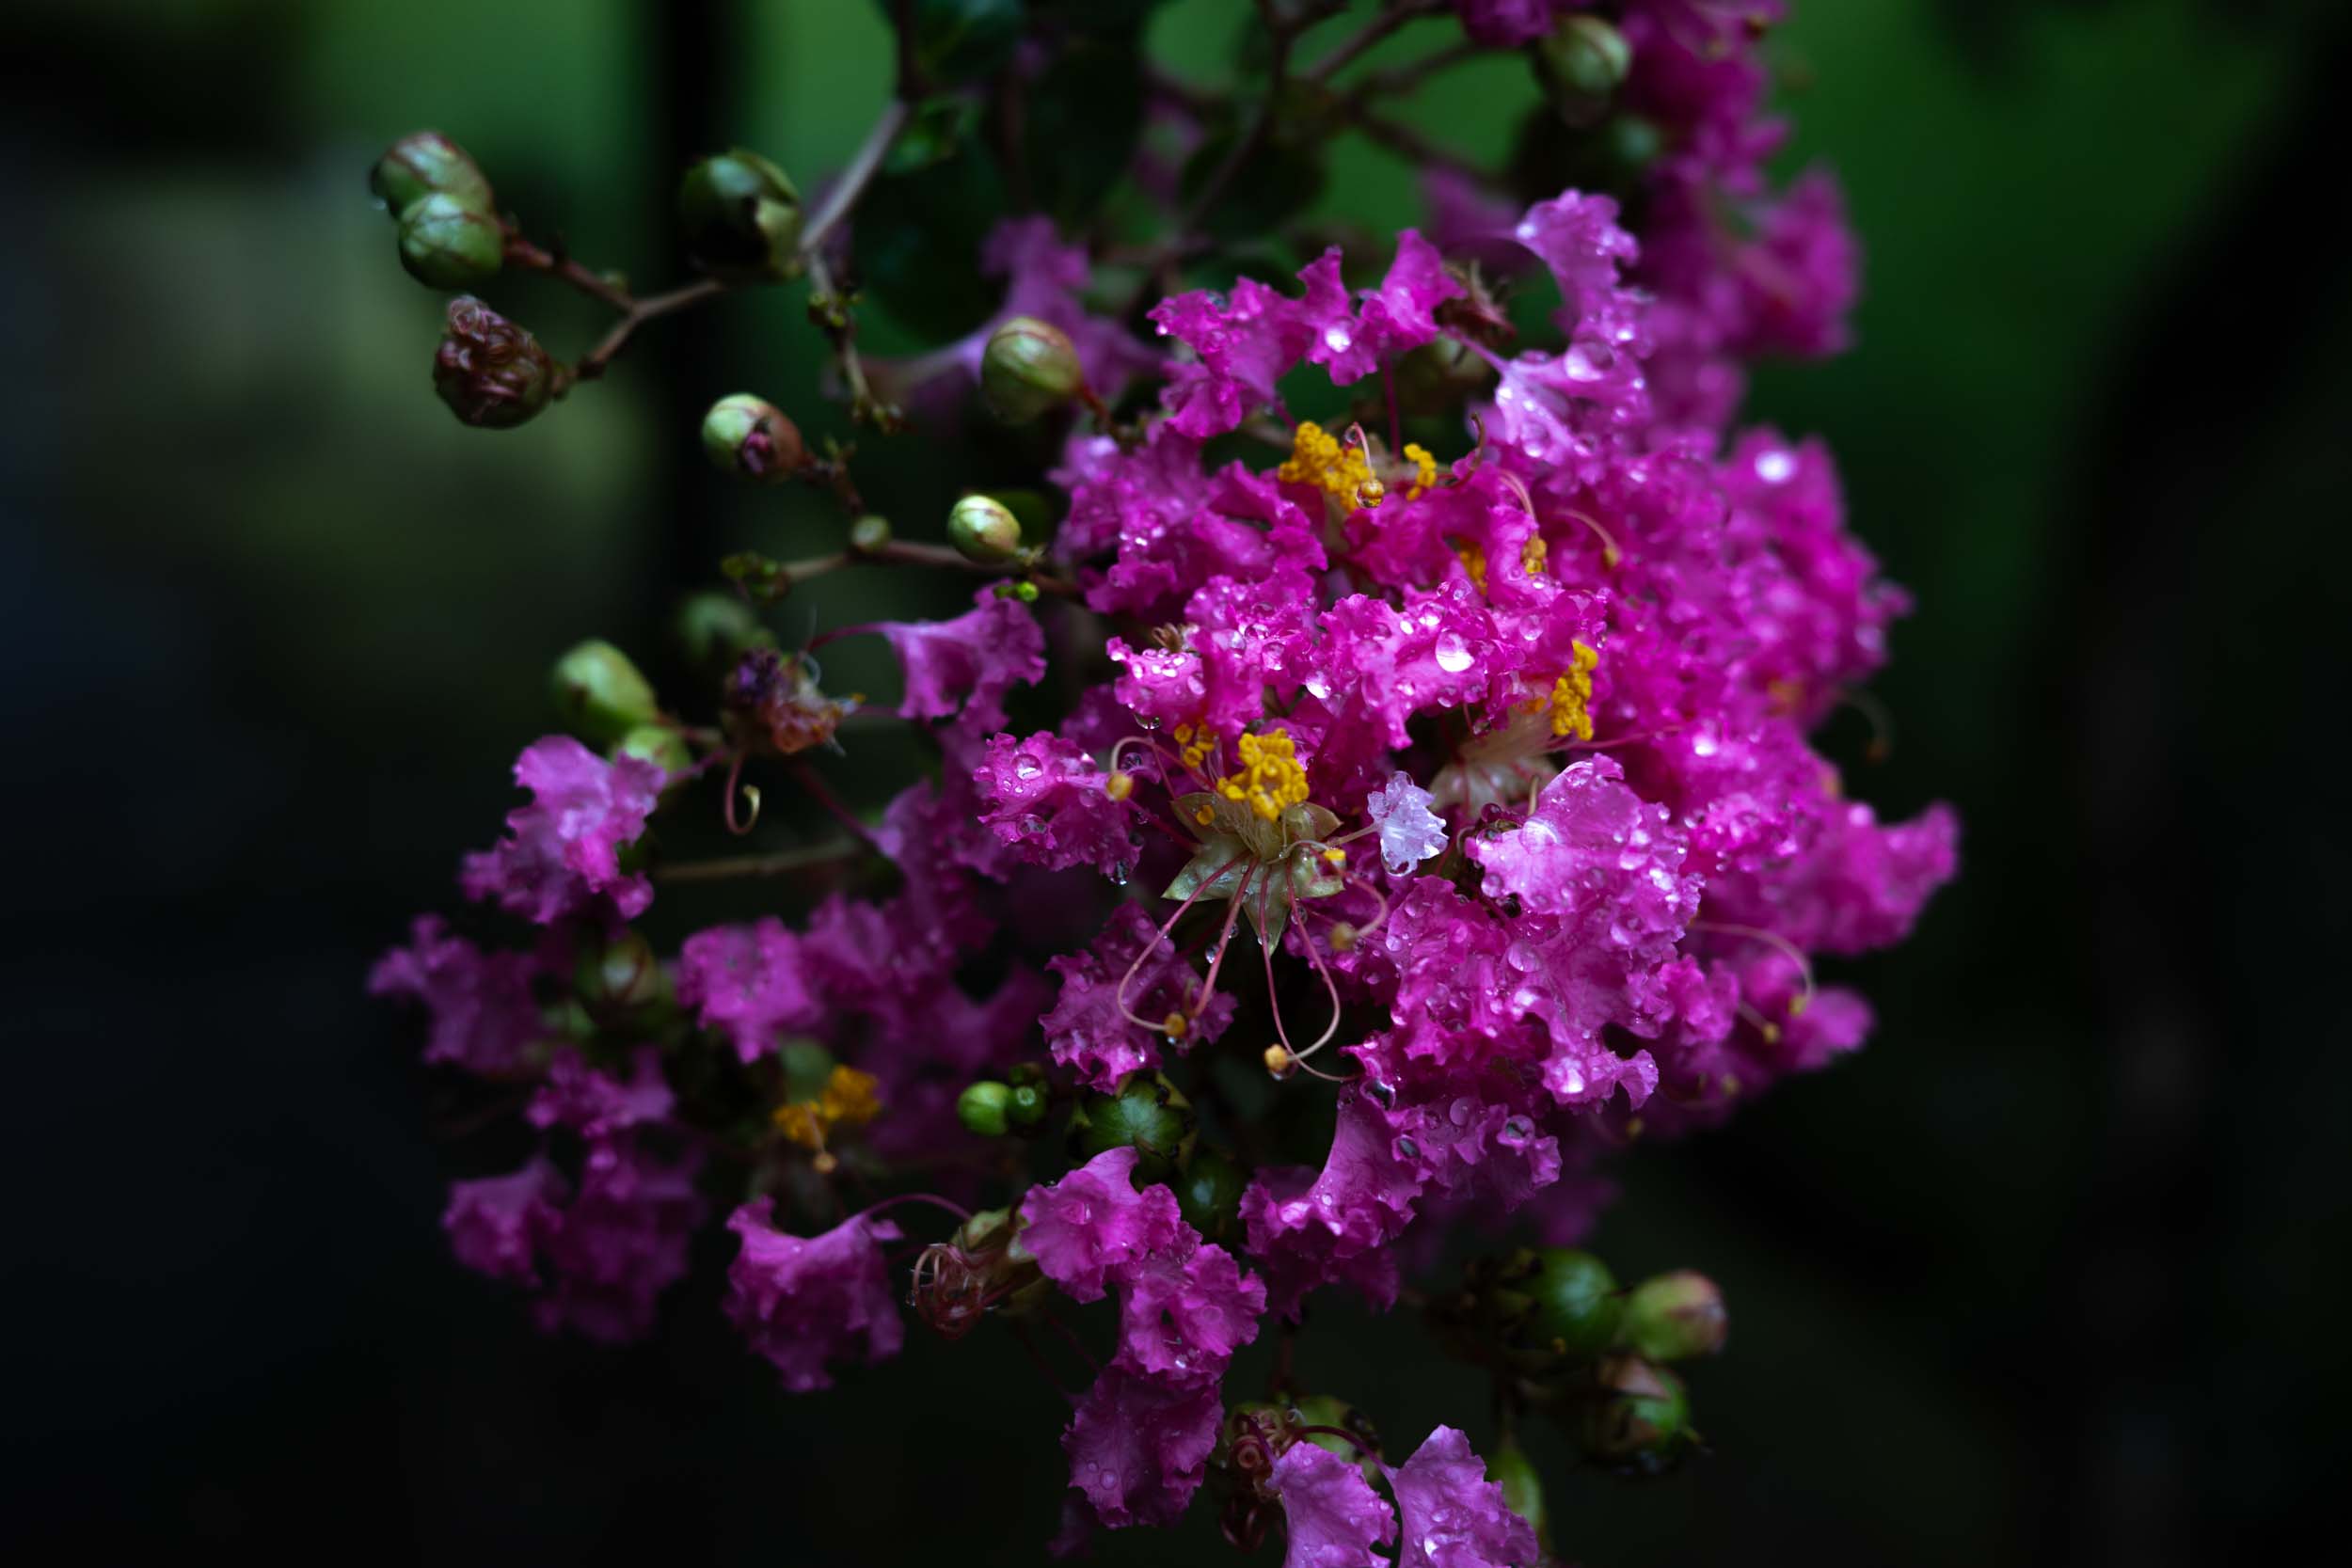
[1578,1354,1694,1474]
[1619,1269,1728,1362]
[370,131,494,214]
[848,515,893,555]
[701,393,805,481]
[613,724,691,776]
[947,494,1025,566]
[433,296,553,429]
[1067,1072,1196,1181]
[397,192,504,290]
[1175,1146,1248,1243]
[1524,1247,1622,1359]
[1006,1082,1051,1130]
[979,315,1086,423]
[676,149,803,280]
[552,639,660,746]
[958,1081,1014,1137]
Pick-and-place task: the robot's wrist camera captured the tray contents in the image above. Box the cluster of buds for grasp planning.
[1431,1247,1728,1476]
[372,130,504,290]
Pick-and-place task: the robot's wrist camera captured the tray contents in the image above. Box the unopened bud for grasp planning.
[701,393,805,480]
[1524,1246,1622,1358]
[551,639,660,745]
[1006,1082,1050,1130]
[1579,1354,1694,1474]
[397,194,504,291]
[1542,16,1633,101]
[1485,1438,1547,1543]
[675,592,771,670]
[848,515,893,555]
[370,131,494,214]
[979,315,1086,423]
[677,149,803,280]
[614,723,691,776]
[1620,1270,1727,1361]
[433,297,554,428]
[947,494,1024,566]
[957,1080,1014,1137]
[1068,1072,1196,1181]
[575,926,666,1013]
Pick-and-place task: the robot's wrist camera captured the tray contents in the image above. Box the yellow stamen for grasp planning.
[1546,641,1600,741]
[1213,728,1311,823]
[1104,771,1135,802]
[773,1065,883,1151]
[1521,535,1549,577]
[1279,420,1384,512]
[1403,443,1438,499]
[1320,847,1346,865]
[1457,542,1488,594]
[1263,1044,1294,1077]
[1163,1011,1190,1039]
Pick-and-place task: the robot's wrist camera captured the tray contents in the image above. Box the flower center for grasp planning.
[1279,420,1437,512]
[1215,729,1311,822]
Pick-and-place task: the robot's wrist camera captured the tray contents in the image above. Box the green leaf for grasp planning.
[885,94,983,176]
[1014,35,1148,221]
[1165,835,1251,903]
[892,0,1026,88]
[857,145,1009,341]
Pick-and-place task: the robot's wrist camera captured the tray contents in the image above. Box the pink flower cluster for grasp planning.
[374,6,1953,1558]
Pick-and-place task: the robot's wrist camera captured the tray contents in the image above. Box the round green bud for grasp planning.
[979,315,1086,423]
[552,639,660,746]
[947,495,1024,566]
[957,1081,1014,1137]
[397,193,504,290]
[433,296,553,429]
[1175,1146,1248,1243]
[1578,1354,1694,1474]
[1524,1247,1622,1358]
[677,149,803,280]
[1068,1073,1196,1181]
[1603,114,1664,178]
[1620,1269,1728,1362]
[675,592,771,670]
[575,926,665,1013]
[1485,1437,1547,1542]
[613,723,691,776]
[1287,1393,1381,1475]
[371,131,494,214]
[701,393,805,481]
[848,515,894,555]
[1542,15,1633,101]
[1006,1082,1051,1129]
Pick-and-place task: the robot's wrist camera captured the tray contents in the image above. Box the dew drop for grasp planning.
[1434,633,1473,673]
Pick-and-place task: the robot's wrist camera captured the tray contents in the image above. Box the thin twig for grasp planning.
[801,98,913,258]
[568,277,729,384]
[655,840,866,884]
[1303,0,1441,86]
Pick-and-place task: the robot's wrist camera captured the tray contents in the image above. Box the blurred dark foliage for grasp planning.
[3,1,2345,1562]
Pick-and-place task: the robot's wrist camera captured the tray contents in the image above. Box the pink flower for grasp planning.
[1042,904,1237,1093]
[1268,1439,1395,1568]
[974,731,1144,879]
[444,1158,563,1284]
[459,736,662,925]
[1062,1363,1223,1528]
[675,916,819,1064]
[1019,1146,1185,1303]
[874,588,1046,733]
[1385,1425,1538,1568]
[369,914,543,1074]
[723,1199,904,1392]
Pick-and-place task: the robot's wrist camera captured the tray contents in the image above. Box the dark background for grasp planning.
[5,0,2345,1561]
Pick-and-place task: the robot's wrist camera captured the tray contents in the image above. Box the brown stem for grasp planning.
[654,839,866,884]
[502,234,636,312]
[569,277,730,385]
[801,97,913,258]
[1303,0,1441,86]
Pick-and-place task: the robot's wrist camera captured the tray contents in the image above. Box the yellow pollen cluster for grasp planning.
[1545,641,1601,741]
[1279,424,1438,512]
[1459,533,1546,598]
[773,1064,883,1151]
[1173,721,1214,771]
[1457,542,1488,594]
[1522,535,1549,576]
[1215,729,1311,822]
[1104,771,1135,802]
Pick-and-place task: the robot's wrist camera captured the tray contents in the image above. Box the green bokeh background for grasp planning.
[7,1,2344,1560]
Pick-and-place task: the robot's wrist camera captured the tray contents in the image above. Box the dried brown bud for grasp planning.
[432,296,555,429]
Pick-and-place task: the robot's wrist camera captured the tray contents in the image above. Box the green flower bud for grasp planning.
[397,192,505,290]
[675,592,772,670]
[1067,1072,1195,1181]
[958,1080,1014,1137]
[433,296,554,429]
[1619,1270,1728,1362]
[1542,15,1633,101]
[614,723,691,776]
[979,315,1086,423]
[848,515,893,555]
[1006,1082,1051,1129]
[1525,1246,1622,1358]
[947,494,1024,566]
[575,926,667,1014]
[1485,1437,1547,1543]
[1175,1146,1248,1243]
[701,393,805,481]
[1287,1393,1381,1474]
[370,131,494,214]
[551,639,660,746]
[1578,1354,1694,1474]
[676,149,803,280]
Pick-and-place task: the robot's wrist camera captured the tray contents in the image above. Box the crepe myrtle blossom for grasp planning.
[376,4,1954,1559]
